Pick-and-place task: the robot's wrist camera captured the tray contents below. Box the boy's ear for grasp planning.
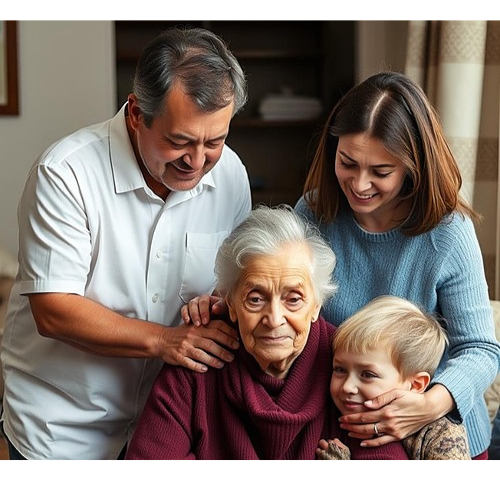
[408,372,431,393]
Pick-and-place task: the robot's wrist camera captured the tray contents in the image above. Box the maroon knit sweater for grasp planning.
[126,317,408,460]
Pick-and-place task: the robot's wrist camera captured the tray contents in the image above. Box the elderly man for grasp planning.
[1,27,251,460]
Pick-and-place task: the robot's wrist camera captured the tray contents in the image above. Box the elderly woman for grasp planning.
[125,206,401,459]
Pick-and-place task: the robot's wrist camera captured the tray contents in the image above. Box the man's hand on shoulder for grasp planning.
[157,319,239,373]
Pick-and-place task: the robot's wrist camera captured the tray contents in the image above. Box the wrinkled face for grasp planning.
[227,243,321,379]
[128,84,234,198]
[335,133,409,232]
[330,346,411,416]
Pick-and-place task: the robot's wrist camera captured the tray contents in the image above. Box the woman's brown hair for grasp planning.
[302,71,479,235]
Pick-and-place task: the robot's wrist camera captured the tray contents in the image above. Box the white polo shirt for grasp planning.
[1,105,251,459]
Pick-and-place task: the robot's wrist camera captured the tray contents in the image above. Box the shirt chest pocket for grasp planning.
[179,231,229,303]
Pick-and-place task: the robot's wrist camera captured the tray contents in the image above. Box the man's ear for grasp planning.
[127,94,142,131]
[408,372,431,393]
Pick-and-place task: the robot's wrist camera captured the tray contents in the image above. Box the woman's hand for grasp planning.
[181,294,228,326]
[338,384,454,447]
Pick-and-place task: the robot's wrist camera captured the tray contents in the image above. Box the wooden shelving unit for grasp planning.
[115,21,355,207]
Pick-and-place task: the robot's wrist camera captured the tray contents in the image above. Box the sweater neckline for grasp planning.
[346,212,403,242]
[223,317,333,414]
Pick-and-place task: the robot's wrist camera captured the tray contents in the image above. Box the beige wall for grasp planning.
[0,21,115,258]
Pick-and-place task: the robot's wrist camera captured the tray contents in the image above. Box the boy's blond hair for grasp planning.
[333,296,448,379]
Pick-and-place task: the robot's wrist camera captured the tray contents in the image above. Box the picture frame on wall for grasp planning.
[0,21,19,115]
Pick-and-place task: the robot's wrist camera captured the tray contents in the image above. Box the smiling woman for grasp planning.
[334,133,410,233]
[294,71,500,458]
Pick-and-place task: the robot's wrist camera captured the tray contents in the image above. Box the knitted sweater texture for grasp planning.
[295,199,500,457]
[126,317,407,460]
[318,417,469,460]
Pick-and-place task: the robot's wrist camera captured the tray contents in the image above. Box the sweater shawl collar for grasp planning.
[221,316,334,459]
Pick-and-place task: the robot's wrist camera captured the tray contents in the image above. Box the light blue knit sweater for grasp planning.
[295,197,500,456]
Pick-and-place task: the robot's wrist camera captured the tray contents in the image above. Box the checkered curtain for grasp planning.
[405,20,500,300]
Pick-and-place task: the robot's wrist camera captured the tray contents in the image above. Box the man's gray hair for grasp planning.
[133,26,248,126]
[215,205,338,305]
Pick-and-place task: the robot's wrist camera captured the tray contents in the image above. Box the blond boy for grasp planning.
[317,295,470,460]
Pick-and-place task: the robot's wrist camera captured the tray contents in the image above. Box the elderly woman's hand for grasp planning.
[338,384,454,446]
[181,294,228,327]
